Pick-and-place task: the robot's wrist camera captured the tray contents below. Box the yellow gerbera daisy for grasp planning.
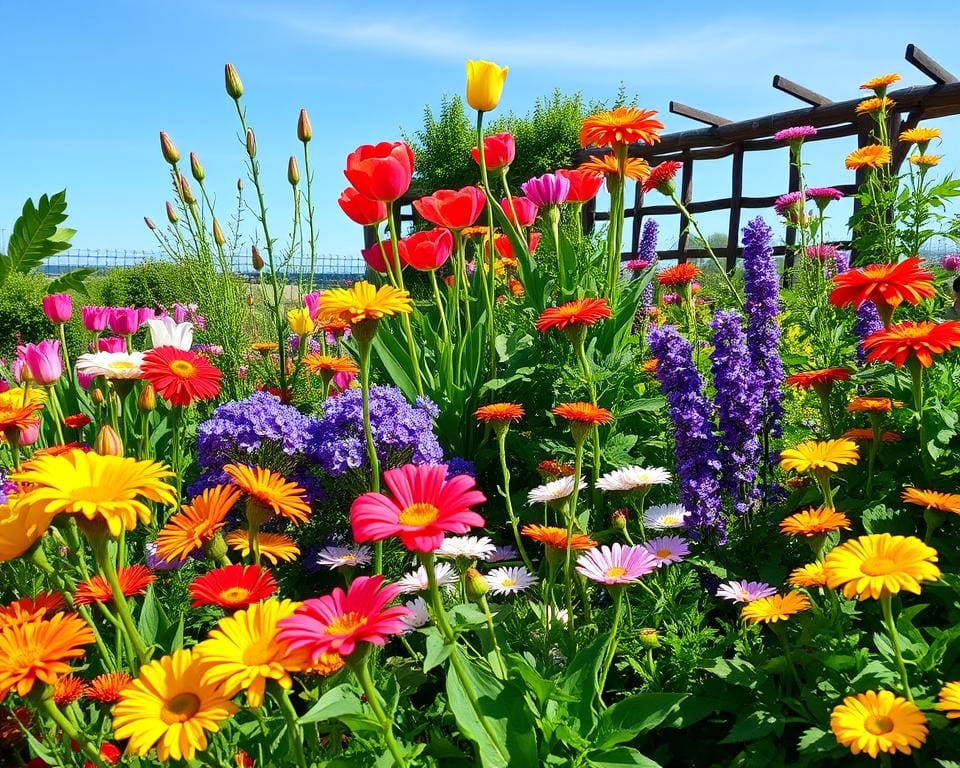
[823,533,940,601]
[855,96,895,115]
[788,561,828,588]
[12,449,175,538]
[899,127,941,144]
[740,591,810,623]
[317,281,412,328]
[223,464,310,526]
[936,681,960,719]
[224,530,300,564]
[830,690,927,758]
[901,487,960,516]
[0,388,46,436]
[0,496,55,562]
[195,599,307,708]
[779,507,851,537]
[112,648,238,762]
[779,439,859,479]
[845,145,892,170]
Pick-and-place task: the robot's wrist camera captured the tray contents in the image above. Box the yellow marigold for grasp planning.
[901,487,960,515]
[899,127,941,144]
[0,496,55,562]
[788,562,828,588]
[316,281,412,327]
[780,507,851,537]
[740,591,810,623]
[936,681,960,719]
[855,97,896,115]
[910,154,941,167]
[823,533,940,601]
[830,690,927,759]
[845,145,892,170]
[860,73,901,91]
[779,439,859,477]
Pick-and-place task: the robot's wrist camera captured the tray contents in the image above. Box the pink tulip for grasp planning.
[520,173,571,207]
[82,306,110,332]
[17,340,63,386]
[18,420,40,446]
[0,379,9,394]
[11,358,29,384]
[98,336,127,353]
[361,241,397,274]
[108,307,139,336]
[42,294,73,325]
[138,307,156,326]
[500,197,538,229]
[77,371,96,390]
[304,291,322,320]
[332,370,356,394]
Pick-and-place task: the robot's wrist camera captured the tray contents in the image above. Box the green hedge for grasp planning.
[91,260,193,308]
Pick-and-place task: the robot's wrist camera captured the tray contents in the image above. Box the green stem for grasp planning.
[169,406,183,507]
[358,337,382,573]
[574,335,602,496]
[597,587,625,705]
[479,595,507,679]
[275,686,308,768]
[880,593,913,701]
[352,655,409,767]
[671,193,744,308]
[564,438,586,646]
[496,429,534,571]
[385,208,425,397]
[39,696,107,768]
[45,386,66,445]
[302,140,319,297]
[90,536,149,666]
[429,269,452,351]
[476,111,499,383]
[909,363,931,480]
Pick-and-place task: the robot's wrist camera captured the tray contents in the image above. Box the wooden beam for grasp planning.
[772,75,833,107]
[726,144,744,272]
[669,101,732,127]
[905,43,957,85]
[677,155,694,260]
[892,109,923,170]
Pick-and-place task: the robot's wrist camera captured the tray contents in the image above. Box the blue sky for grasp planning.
[2,0,960,262]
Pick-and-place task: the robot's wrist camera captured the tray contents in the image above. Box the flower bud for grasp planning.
[287,156,300,186]
[94,425,124,456]
[237,177,244,192]
[611,508,628,531]
[464,567,489,603]
[638,627,660,649]
[246,129,256,159]
[165,201,179,224]
[190,151,205,182]
[138,382,156,412]
[144,216,156,231]
[297,108,312,142]
[204,532,229,563]
[160,131,180,165]
[213,218,226,246]
[224,63,244,100]
[251,245,264,271]
[91,388,105,406]
[179,174,196,204]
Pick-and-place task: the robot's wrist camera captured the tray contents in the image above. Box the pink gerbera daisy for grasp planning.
[276,575,412,659]
[575,544,658,585]
[773,126,817,142]
[350,464,486,552]
[642,536,689,567]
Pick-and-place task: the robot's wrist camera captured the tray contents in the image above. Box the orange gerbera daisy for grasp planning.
[642,358,658,373]
[74,565,155,606]
[855,97,896,115]
[845,145,892,170]
[538,459,575,478]
[788,562,828,588]
[642,160,683,194]
[302,354,359,377]
[860,73,901,91]
[536,298,612,333]
[657,263,700,286]
[141,346,222,407]
[785,368,850,394]
[475,403,524,425]
[552,402,613,425]
[85,671,133,703]
[0,391,44,436]
[899,127,941,145]
[223,464,310,525]
[250,342,279,354]
[224,530,300,564]
[521,524,596,550]
[780,507,851,537]
[910,154,941,167]
[304,652,346,677]
[829,258,935,323]
[902,488,960,515]
[0,612,94,700]
[0,592,64,628]
[577,154,650,181]
[846,397,894,414]
[863,320,960,368]
[842,428,901,443]
[53,674,85,706]
[580,107,663,149]
[741,591,811,623]
[156,484,241,563]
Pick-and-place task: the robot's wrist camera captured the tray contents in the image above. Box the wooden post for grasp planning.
[677,153,693,262]
[630,182,645,256]
[783,153,800,275]
[582,198,597,236]
[726,144,744,272]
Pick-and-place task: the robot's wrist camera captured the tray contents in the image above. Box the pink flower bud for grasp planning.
[81,306,110,332]
[42,293,73,325]
[17,340,63,386]
[246,129,256,159]
[138,307,156,326]
[178,174,196,204]
[108,307,139,336]
[165,201,179,224]
[213,218,226,246]
[251,245,264,271]
[94,425,124,456]
[18,420,40,447]
[190,152,205,182]
[144,216,156,231]
[288,156,300,186]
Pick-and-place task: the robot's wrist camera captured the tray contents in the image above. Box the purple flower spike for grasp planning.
[520,173,570,207]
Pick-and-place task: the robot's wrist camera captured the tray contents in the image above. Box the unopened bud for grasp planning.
[464,567,489,602]
[179,174,196,204]
[165,201,179,224]
[224,63,244,100]
[297,108,312,142]
[237,177,244,192]
[190,151,205,182]
[213,218,226,246]
[287,156,300,186]
[246,129,256,159]
[144,216,156,231]
[251,245,264,271]
[204,532,229,563]
[94,425,124,456]
[638,628,660,649]
[138,382,156,412]
[91,388,105,406]
[160,131,180,165]
[611,508,628,531]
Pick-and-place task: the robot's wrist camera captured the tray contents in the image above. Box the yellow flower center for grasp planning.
[398,502,440,527]
[219,587,251,604]
[108,361,136,372]
[242,638,277,666]
[656,549,671,559]
[660,516,680,526]
[502,578,517,588]
[169,360,196,378]
[326,611,368,636]
[161,692,201,724]
[860,557,898,576]
[604,566,628,579]
[864,714,895,735]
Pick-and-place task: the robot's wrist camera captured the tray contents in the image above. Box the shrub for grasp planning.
[90,260,193,308]
[0,271,49,358]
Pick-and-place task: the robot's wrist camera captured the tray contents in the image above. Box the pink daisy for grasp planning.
[642,536,689,567]
[774,191,805,218]
[806,186,844,204]
[715,580,777,604]
[773,126,817,142]
[575,544,659,586]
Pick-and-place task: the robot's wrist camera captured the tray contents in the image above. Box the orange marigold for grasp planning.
[580,107,663,149]
[841,428,901,443]
[303,354,359,377]
[657,263,700,286]
[552,402,612,425]
[845,145,892,170]
[85,671,133,703]
[863,320,960,368]
[899,127,941,144]
[52,674,85,706]
[577,154,650,181]
[902,488,960,515]
[475,403,524,424]
[910,154,941,167]
[846,397,894,414]
[536,298,612,333]
[780,507,851,537]
[860,73,901,91]
[785,368,850,392]
[856,97,896,115]
[74,565,154,606]
[0,612,94,701]
[521,524,596,550]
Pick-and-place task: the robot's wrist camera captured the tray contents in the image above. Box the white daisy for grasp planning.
[643,503,690,530]
[527,476,586,506]
[597,465,672,493]
[485,566,538,596]
[401,597,430,633]
[532,604,568,625]
[146,315,194,351]
[313,545,372,570]
[395,561,457,594]
[486,544,519,563]
[437,535,496,561]
[75,351,145,380]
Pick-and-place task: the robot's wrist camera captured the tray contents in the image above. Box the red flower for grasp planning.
[642,161,682,194]
[555,169,604,204]
[657,263,701,286]
[188,564,277,609]
[500,197,538,228]
[785,368,851,391]
[863,320,960,368]
[344,142,415,203]
[74,565,154,606]
[536,298,612,333]
[470,132,516,172]
[360,240,396,274]
[338,187,387,226]
[494,232,541,261]
[413,187,486,230]
[141,346,222,407]
[552,402,613,425]
[401,228,453,271]
[0,592,64,627]
[829,257,935,324]
[63,414,91,429]
[84,672,132,703]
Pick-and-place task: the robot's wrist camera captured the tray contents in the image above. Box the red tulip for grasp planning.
[414,187,485,230]
[361,240,398,274]
[402,229,453,271]
[470,132,516,172]
[344,142,415,203]
[338,187,388,226]
[494,232,542,260]
[556,169,604,204]
[500,196,538,228]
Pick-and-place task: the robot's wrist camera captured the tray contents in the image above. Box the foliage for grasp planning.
[0,191,76,290]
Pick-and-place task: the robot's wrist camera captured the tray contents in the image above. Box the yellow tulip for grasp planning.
[466,60,508,113]
[287,307,315,336]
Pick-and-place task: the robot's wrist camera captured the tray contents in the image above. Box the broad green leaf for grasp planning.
[586,747,663,767]
[719,710,782,744]
[298,683,363,725]
[424,631,453,672]
[47,267,95,297]
[1,191,74,286]
[594,693,688,750]
[559,634,608,732]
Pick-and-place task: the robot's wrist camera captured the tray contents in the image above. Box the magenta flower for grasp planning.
[77,371,96,390]
[941,254,960,272]
[520,173,571,207]
[773,126,817,143]
[642,536,689,567]
[98,336,127,353]
[108,307,139,336]
[17,340,63,385]
[805,244,840,262]
[806,187,844,208]
[304,291,322,319]
[42,294,73,325]
[575,543,659,585]
[716,580,777,604]
[137,307,156,326]
[774,191,805,219]
[625,259,650,272]
[81,306,110,332]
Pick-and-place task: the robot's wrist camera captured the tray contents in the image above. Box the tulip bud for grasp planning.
[638,628,660,649]
[160,131,180,165]
[179,174,196,204]
[287,156,300,186]
[251,245,264,271]
[464,567,489,603]
[237,177,244,192]
[144,216,156,231]
[94,425,124,456]
[190,151,205,182]
[165,201,179,224]
[213,218,226,246]
[224,63,244,100]
[246,129,256,159]
[138,382,157,412]
[297,108,312,142]
[91,388,106,406]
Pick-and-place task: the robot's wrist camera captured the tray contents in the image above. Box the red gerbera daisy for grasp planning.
[141,346,222,407]
[52,674,85,706]
[829,258,935,325]
[188,564,277,609]
[536,298,612,333]
[84,671,132,703]
[657,263,701,286]
[475,403,525,425]
[73,566,154,606]
[63,414,92,429]
[863,320,960,368]
[642,160,683,194]
[785,368,851,396]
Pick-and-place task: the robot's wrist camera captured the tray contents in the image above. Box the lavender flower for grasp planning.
[637,219,659,309]
[742,217,784,438]
[854,301,883,363]
[520,173,570,207]
[648,324,724,539]
[709,311,762,517]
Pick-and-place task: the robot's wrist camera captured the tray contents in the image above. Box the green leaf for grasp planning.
[137,584,161,646]
[1,191,74,286]
[298,683,363,725]
[586,747,663,768]
[47,267,95,297]
[594,693,688,750]
[797,726,836,754]
[559,634,608,731]
[424,631,453,672]
[719,710,782,744]
[371,323,417,400]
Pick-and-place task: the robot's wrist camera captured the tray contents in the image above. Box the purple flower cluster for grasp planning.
[637,219,659,309]
[709,311,762,517]
[942,253,960,272]
[0,469,14,505]
[648,324,724,539]
[308,386,443,476]
[854,301,883,363]
[742,217,785,438]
